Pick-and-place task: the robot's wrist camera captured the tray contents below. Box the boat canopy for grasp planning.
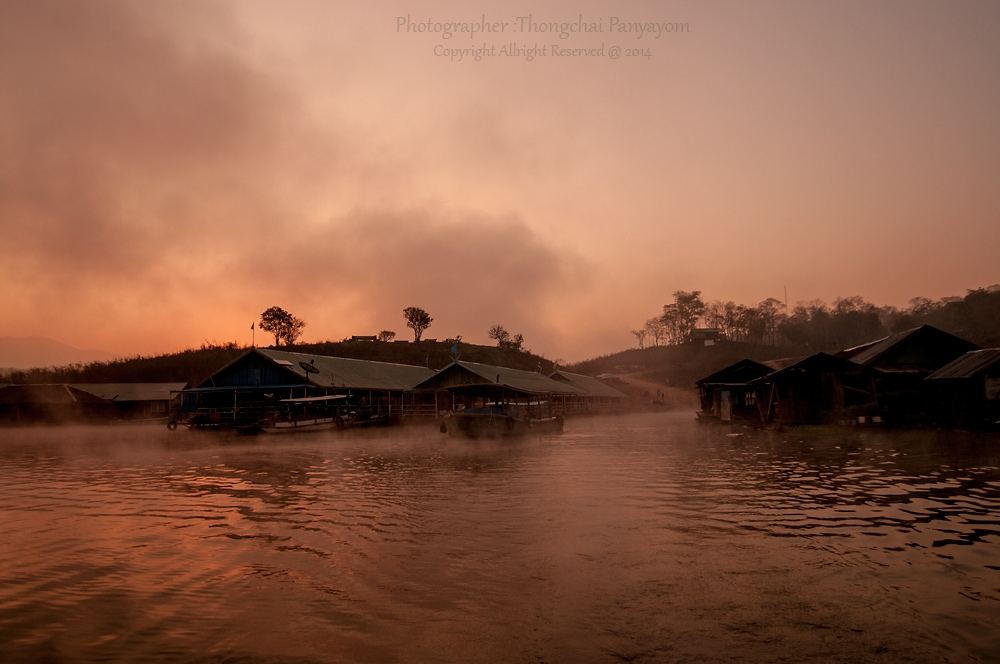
[280,394,349,403]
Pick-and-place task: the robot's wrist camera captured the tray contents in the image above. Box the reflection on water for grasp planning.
[0,413,998,662]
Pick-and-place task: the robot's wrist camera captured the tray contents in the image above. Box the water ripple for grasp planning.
[0,417,998,662]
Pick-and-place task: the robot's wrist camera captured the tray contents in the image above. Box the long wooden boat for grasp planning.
[259,394,347,434]
[440,407,563,438]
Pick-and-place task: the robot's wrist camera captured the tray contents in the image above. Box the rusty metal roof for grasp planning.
[926,349,1000,380]
[414,361,582,395]
[257,349,434,391]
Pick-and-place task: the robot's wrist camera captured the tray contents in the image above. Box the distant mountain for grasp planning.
[0,336,115,370]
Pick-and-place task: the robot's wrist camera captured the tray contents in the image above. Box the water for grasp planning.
[1,412,998,663]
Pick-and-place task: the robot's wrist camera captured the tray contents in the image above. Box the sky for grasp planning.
[2,0,998,362]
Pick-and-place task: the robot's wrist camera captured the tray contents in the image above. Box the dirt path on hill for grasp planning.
[610,371,698,410]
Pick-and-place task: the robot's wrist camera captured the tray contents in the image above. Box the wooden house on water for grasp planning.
[178,349,436,428]
[548,369,626,414]
[0,384,110,424]
[412,360,583,418]
[751,353,879,425]
[695,358,797,424]
[924,349,1000,429]
[839,325,979,424]
[71,383,186,421]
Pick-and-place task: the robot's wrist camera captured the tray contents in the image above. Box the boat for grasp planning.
[259,394,347,434]
[335,410,402,429]
[439,406,563,438]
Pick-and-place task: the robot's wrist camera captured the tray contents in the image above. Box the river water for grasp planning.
[0,412,998,663]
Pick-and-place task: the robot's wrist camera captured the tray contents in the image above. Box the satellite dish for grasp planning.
[300,361,319,374]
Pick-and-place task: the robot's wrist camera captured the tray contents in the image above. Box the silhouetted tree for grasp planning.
[645,317,667,346]
[377,330,396,342]
[489,324,525,351]
[630,328,647,349]
[660,290,706,344]
[403,307,433,341]
[260,306,306,346]
[488,324,511,347]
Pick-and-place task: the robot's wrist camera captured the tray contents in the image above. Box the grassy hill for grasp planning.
[1,340,558,387]
[569,340,795,390]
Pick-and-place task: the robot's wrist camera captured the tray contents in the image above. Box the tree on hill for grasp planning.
[260,306,306,346]
[489,324,525,351]
[377,330,396,342]
[661,290,706,343]
[488,324,510,346]
[645,317,667,347]
[631,328,647,349]
[403,307,433,341]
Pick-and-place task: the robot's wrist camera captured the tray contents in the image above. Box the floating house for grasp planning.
[0,384,109,424]
[924,348,1000,429]
[548,369,626,414]
[412,360,583,418]
[751,353,879,425]
[840,325,979,424]
[179,349,436,427]
[696,358,796,423]
[71,383,186,421]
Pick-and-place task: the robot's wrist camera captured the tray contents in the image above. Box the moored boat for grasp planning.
[440,406,563,438]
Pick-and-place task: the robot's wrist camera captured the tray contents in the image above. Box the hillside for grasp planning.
[1,340,558,387]
[0,336,114,370]
[569,340,796,391]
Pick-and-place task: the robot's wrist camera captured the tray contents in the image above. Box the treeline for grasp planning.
[634,285,1000,353]
[0,339,556,386]
[0,342,247,386]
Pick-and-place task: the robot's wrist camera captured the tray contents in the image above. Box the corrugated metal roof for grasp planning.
[696,357,803,386]
[842,325,977,367]
[257,349,434,391]
[926,349,1000,380]
[840,327,921,364]
[697,359,778,386]
[751,352,868,382]
[415,361,582,395]
[549,370,626,398]
[71,383,187,402]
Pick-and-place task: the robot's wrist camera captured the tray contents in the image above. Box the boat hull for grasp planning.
[443,412,563,438]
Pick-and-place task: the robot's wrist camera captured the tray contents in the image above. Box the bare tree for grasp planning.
[489,324,524,351]
[488,324,511,347]
[645,317,666,347]
[630,328,647,349]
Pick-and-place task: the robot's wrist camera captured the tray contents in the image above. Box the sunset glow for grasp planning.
[3,0,998,361]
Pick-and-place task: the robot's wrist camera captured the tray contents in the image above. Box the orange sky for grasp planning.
[2,0,998,362]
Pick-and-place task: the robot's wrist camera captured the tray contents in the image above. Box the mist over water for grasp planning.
[1,414,998,662]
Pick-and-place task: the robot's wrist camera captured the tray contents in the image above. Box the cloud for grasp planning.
[0,1,586,357]
[234,207,589,351]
